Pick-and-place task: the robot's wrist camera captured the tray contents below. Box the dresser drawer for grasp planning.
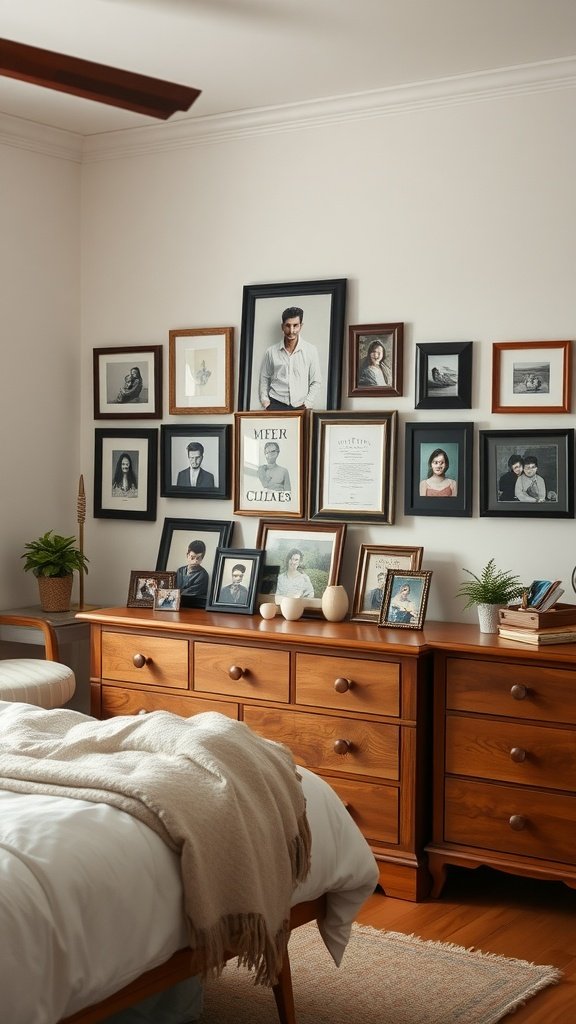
[444,777,576,864]
[321,775,399,844]
[446,657,576,724]
[244,706,399,780]
[193,642,289,702]
[446,716,576,791]
[295,653,400,717]
[101,685,237,720]
[102,631,189,688]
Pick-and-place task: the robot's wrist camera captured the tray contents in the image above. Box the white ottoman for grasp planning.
[0,659,76,709]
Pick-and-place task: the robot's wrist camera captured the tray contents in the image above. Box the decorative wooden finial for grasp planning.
[77,475,86,610]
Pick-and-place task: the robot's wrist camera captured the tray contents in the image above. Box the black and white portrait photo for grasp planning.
[93,346,162,419]
[94,428,157,521]
[160,425,231,500]
[111,450,138,499]
[479,429,574,518]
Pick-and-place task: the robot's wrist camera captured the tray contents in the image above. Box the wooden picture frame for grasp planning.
[309,411,397,523]
[255,519,346,616]
[93,346,162,419]
[404,422,473,518]
[160,424,231,499]
[233,410,307,517]
[206,548,263,615]
[237,278,347,411]
[94,428,158,521]
[127,570,176,609]
[351,544,424,622]
[492,340,571,414]
[479,429,574,518]
[347,322,403,397]
[415,341,473,409]
[169,327,233,414]
[155,517,234,608]
[378,569,432,630]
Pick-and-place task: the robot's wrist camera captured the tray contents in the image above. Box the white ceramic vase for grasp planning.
[477,603,501,634]
[321,585,349,622]
[280,596,305,621]
[259,602,278,620]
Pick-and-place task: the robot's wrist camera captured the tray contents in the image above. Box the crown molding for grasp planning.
[0,112,82,161]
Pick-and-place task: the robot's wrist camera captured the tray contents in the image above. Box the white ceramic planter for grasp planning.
[477,603,501,634]
[280,596,305,621]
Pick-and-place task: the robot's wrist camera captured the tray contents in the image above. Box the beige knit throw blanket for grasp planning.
[0,705,311,985]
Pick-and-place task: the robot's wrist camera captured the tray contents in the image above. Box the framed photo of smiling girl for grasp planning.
[404,422,473,518]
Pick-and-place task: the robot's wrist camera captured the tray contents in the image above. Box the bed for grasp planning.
[0,700,378,1024]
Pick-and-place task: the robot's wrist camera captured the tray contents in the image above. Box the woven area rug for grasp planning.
[201,922,562,1024]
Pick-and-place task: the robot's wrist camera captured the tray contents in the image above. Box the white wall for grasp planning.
[0,139,81,609]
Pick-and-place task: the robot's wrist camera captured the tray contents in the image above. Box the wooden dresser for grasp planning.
[77,606,434,901]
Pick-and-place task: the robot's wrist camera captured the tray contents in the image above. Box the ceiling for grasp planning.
[1,0,576,136]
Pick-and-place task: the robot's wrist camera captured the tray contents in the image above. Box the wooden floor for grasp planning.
[355,866,576,1023]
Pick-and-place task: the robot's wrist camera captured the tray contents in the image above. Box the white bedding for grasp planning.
[0,711,378,1024]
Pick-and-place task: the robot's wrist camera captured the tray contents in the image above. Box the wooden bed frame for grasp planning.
[60,895,326,1024]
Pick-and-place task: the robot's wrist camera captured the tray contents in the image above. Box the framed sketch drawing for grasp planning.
[160,424,231,499]
[169,327,233,414]
[378,570,432,630]
[347,323,403,397]
[492,340,571,414]
[237,278,347,411]
[404,422,473,518]
[155,517,234,608]
[255,520,346,616]
[94,428,158,521]
[234,411,307,517]
[309,411,397,523]
[415,342,472,409]
[93,346,162,419]
[205,548,263,615]
[351,544,424,623]
[479,429,574,518]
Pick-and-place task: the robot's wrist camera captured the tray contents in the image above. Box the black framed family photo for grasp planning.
[479,429,574,518]
[155,518,234,608]
[237,278,347,412]
[160,424,231,500]
[93,346,162,419]
[404,422,473,517]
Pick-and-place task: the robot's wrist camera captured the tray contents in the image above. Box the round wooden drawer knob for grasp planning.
[334,677,351,693]
[509,814,527,831]
[510,747,527,763]
[132,654,149,668]
[228,665,245,680]
[333,738,351,755]
[510,684,528,700]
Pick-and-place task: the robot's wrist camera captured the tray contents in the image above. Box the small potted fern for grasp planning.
[21,530,89,612]
[456,558,525,633]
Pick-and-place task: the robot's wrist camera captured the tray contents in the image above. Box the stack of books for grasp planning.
[498,590,576,645]
[524,579,564,612]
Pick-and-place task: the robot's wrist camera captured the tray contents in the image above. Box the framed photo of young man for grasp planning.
[378,569,433,631]
[347,323,403,398]
[255,520,346,616]
[233,411,307,517]
[351,544,424,623]
[414,341,473,409]
[492,340,571,414]
[404,422,473,518]
[206,548,263,615]
[309,411,397,523]
[479,429,574,518]
[169,327,233,415]
[155,517,234,608]
[94,428,158,521]
[237,278,347,412]
[160,424,231,499]
[93,346,162,419]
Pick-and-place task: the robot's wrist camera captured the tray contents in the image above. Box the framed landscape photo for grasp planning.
[492,340,571,414]
[160,424,231,499]
[415,341,472,409]
[127,570,176,609]
[93,346,162,419]
[169,327,233,415]
[378,569,433,630]
[234,410,307,517]
[237,278,347,412]
[351,544,424,623]
[479,429,574,518]
[155,517,234,608]
[206,548,263,615]
[404,421,473,518]
[347,322,403,397]
[255,520,346,616]
[94,428,158,521]
[309,411,397,523]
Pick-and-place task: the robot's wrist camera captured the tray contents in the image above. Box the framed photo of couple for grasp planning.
[479,429,574,518]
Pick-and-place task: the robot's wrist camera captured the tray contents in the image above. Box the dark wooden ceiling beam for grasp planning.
[0,38,201,119]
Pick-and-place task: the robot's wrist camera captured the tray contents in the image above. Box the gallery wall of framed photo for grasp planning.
[88,287,574,629]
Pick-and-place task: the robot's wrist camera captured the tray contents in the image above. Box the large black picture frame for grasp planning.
[237,278,347,411]
[404,421,473,517]
[479,428,574,518]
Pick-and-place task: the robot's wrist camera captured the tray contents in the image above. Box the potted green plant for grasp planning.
[21,530,89,612]
[456,558,525,633]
